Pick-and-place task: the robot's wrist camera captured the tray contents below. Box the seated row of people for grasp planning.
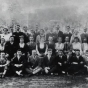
[0,48,88,77]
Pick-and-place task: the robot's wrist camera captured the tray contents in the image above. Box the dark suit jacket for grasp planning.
[58,31,64,42]
[68,56,85,65]
[55,55,67,66]
[13,32,25,44]
[63,33,72,42]
[5,42,17,56]
[63,42,72,52]
[43,55,56,69]
[11,56,26,65]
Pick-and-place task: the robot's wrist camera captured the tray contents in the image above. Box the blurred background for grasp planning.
[0,0,88,31]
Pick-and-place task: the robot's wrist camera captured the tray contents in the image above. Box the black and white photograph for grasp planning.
[0,0,88,88]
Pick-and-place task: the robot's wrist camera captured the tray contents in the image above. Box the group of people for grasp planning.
[0,24,88,77]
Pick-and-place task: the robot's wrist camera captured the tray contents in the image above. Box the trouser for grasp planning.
[26,67,42,75]
[12,65,24,75]
[0,67,6,73]
[66,64,87,75]
[56,64,68,74]
[0,66,7,76]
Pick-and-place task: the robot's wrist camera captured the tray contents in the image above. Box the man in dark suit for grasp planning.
[55,50,68,74]
[63,26,72,42]
[25,50,42,75]
[11,49,26,76]
[5,36,17,61]
[63,36,72,55]
[42,49,57,75]
[56,25,64,42]
[67,49,87,75]
[47,36,55,56]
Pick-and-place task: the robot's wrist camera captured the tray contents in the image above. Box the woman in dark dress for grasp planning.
[36,37,48,57]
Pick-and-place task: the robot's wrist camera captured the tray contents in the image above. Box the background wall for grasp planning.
[0,0,88,31]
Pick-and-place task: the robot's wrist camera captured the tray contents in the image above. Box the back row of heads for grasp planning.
[1,24,88,34]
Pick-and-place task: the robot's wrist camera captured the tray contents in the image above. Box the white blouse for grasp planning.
[19,43,25,48]
[0,33,12,42]
[0,43,5,51]
[55,43,64,51]
[40,43,44,49]
[72,42,82,54]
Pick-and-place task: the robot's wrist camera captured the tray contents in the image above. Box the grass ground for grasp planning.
[0,75,88,88]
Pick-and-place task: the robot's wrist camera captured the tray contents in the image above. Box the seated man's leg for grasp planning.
[57,66,62,75]
[33,67,42,75]
[0,67,4,76]
[48,66,57,74]
[66,65,76,75]
[25,68,33,74]
[2,66,8,78]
